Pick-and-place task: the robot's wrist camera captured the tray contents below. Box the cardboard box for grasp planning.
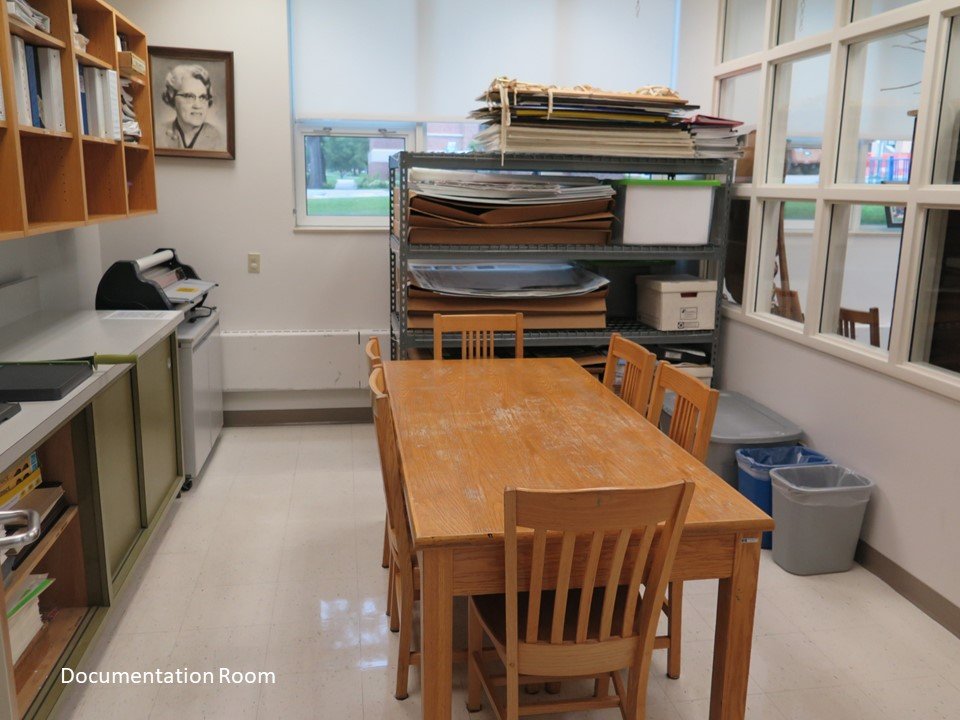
[616,180,718,246]
[118,51,146,77]
[636,274,716,331]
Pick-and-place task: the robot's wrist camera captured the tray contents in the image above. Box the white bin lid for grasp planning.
[663,390,802,445]
[635,274,716,293]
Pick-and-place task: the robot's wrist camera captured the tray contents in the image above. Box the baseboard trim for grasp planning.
[856,540,960,639]
[224,407,372,426]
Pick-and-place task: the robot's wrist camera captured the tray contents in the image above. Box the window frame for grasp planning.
[715,0,960,402]
[293,122,416,230]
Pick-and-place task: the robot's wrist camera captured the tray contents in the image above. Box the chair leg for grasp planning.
[388,564,400,633]
[667,581,682,680]
[395,571,413,700]
[506,664,520,720]
[381,514,390,568]
[594,674,611,698]
[466,599,483,712]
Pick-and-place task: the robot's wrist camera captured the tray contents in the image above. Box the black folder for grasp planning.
[0,364,93,402]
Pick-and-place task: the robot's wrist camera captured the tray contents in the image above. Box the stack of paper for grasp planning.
[470,77,697,157]
[407,169,615,245]
[119,78,141,142]
[686,115,746,159]
[407,263,609,330]
[6,575,54,663]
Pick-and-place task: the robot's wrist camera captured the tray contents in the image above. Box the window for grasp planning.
[756,201,817,324]
[778,0,834,43]
[294,122,481,228]
[715,0,960,399]
[838,26,926,184]
[768,53,831,183]
[822,204,904,350]
[911,209,960,376]
[933,17,960,184]
[723,0,767,60]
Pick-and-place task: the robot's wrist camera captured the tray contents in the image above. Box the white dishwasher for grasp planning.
[177,309,224,486]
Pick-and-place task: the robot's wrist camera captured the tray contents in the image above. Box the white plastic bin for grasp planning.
[617,179,719,245]
[662,391,803,487]
[771,465,874,575]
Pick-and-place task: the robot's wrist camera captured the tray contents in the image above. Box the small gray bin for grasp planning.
[662,391,803,487]
[770,465,874,576]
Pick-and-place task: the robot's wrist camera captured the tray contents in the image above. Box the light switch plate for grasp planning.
[247,252,261,273]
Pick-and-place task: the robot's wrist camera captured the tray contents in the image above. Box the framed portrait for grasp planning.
[149,47,235,159]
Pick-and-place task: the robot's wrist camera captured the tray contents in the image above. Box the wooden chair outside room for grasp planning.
[370,367,420,700]
[645,362,719,680]
[432,313,524,359]
[467,483,695,719]
[602,333,657,414]
[839,306,881,347]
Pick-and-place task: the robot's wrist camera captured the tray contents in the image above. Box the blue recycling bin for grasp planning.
[735,445,832,548]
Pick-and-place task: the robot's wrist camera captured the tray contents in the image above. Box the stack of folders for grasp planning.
[407,262,610,330]
[77,66,121,140]
[686,114,746,159]
[7,0,50,32]
[6,575,54,663]
[9,37,65,130]
[471,77,697,157]
[406,169,615,246]
[120,78,141,142]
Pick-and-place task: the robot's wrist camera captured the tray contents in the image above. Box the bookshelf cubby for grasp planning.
[0,0,157,243]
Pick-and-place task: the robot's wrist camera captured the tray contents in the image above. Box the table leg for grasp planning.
[709,533,761,720]
[420,547,454,720]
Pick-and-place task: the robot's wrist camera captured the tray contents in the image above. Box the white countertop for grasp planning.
[0,310,183,474]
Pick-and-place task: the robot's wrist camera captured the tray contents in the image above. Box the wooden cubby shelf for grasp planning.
[15,607,89,716]
[7,18,65,49]
[0,0,157,241]
[3,507,80,604]
[74,49,111,70]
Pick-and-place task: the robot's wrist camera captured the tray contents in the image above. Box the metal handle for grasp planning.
[0,510,41,551]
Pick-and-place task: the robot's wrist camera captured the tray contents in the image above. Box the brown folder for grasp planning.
[408,227,610,245]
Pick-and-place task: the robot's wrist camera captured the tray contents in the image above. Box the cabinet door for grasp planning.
[137,336,180,524]
[92,372,142,578]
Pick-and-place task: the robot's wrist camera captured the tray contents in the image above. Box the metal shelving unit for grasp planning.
[388,152,734,382]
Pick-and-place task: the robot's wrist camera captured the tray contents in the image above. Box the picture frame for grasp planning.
[148,47,235,159]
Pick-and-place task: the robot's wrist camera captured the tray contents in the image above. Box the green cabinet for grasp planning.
[91,373,142,579]
[136,336,181,524]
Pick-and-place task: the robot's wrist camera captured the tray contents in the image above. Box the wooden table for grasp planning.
[383,358,773,720]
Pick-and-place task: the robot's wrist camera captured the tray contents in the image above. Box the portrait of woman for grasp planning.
[149,47,235,159]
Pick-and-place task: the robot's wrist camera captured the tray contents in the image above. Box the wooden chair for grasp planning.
[370,367,420,700]
[839,307,881,347]
[602,333,657,415]
[432,313,524,359]
[364,336,391,571]
[645,362,719,680]
[365,336,383,371]
[467,483,695,719]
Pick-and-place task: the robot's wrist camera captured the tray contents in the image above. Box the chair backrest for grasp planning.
[369,368,412,561]
[432,313,524,359]
[504,483,694,680]
[365,336,382,372]
[602,333,657,414]
[772,288,804,323]
[645,362,719,464]
[839,307,881,347]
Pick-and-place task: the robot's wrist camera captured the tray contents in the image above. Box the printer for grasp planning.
[96,249,223,487]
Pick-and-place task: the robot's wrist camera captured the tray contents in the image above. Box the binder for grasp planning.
[37,48,64,131]
[77,66,88,134]
[11,37,31,126]
[82,66,103,136]
[103,69,121,140]
[24,44,42,128]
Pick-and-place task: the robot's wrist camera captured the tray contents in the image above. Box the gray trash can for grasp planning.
[770,465,874,576]
[662,391,803,488]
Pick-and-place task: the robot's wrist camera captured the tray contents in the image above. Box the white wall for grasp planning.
[691,2,960,608]
[720,321,960,606]
[0,228,102,313]
[677,0,721,111]
[99,0,388,409]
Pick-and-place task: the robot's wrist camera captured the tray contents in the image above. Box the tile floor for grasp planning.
[55,425,960,720]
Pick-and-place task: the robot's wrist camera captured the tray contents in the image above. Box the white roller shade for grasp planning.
[290,0,679,120]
